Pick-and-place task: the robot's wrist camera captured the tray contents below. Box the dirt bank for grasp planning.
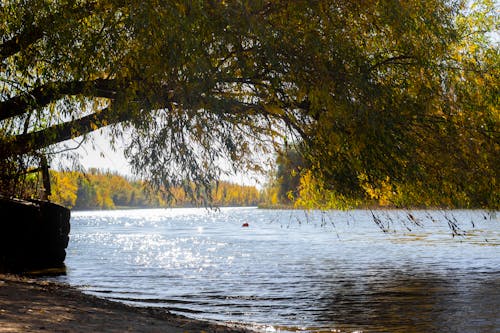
[0,274,256,333]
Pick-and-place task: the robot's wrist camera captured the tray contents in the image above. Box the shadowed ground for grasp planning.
[0,274,253,333]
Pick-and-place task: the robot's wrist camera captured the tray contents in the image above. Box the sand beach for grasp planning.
[0,274,255,333]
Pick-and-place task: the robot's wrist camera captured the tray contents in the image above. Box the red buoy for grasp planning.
[242,222,249,227]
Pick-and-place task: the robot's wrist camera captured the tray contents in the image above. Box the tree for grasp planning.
[1,1,497,207]
[266,1,499,209]
[275,146,307,203]
[50,170,78,207]
[74,176,98,210]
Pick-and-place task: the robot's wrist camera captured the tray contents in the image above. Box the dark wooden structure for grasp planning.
[0,195,70,272]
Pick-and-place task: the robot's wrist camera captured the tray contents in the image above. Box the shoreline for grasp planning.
[0,274,256,333]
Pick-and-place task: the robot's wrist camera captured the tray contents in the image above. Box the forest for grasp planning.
[47,169,260,210]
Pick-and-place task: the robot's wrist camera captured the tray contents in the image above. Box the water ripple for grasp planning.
[56,208,499,332]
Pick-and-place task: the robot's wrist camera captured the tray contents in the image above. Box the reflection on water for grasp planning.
[24,265,67,277]
[1,264,67,277]
[51,208,499,332]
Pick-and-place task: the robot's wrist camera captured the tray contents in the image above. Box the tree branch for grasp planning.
[0,79,121,121]
[1,86,178,157]
[1,106,128,157]
[368,55,417,71]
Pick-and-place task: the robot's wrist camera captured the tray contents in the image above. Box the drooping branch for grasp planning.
[208,97,310,141]
[0,79,122,121]
[1,86,180,157]
[1,106,128,157]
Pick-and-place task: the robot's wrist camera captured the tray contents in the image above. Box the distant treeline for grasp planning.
[49,169,260,210]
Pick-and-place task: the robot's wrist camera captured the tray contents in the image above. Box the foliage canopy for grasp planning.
[0,0,498,207]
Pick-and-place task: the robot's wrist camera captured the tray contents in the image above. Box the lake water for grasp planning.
[53,207,499,332]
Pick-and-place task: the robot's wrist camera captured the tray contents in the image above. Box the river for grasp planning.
[53,207,499,332]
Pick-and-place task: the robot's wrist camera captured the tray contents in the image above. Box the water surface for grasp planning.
[54,208,499,332]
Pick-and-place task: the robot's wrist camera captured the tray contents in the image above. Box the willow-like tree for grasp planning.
[0,0,498,207]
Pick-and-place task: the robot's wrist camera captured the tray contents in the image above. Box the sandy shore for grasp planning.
[0,274,256,333]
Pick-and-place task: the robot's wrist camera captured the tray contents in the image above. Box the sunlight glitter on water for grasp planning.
[60,208,499,332]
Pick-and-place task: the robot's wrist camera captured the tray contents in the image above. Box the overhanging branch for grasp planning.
[1,106,129,157]
[1,87,178,157]
[0,79,121,121]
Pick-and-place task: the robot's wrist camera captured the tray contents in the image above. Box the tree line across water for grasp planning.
[49,169,260,210]
[45,155,494,211]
